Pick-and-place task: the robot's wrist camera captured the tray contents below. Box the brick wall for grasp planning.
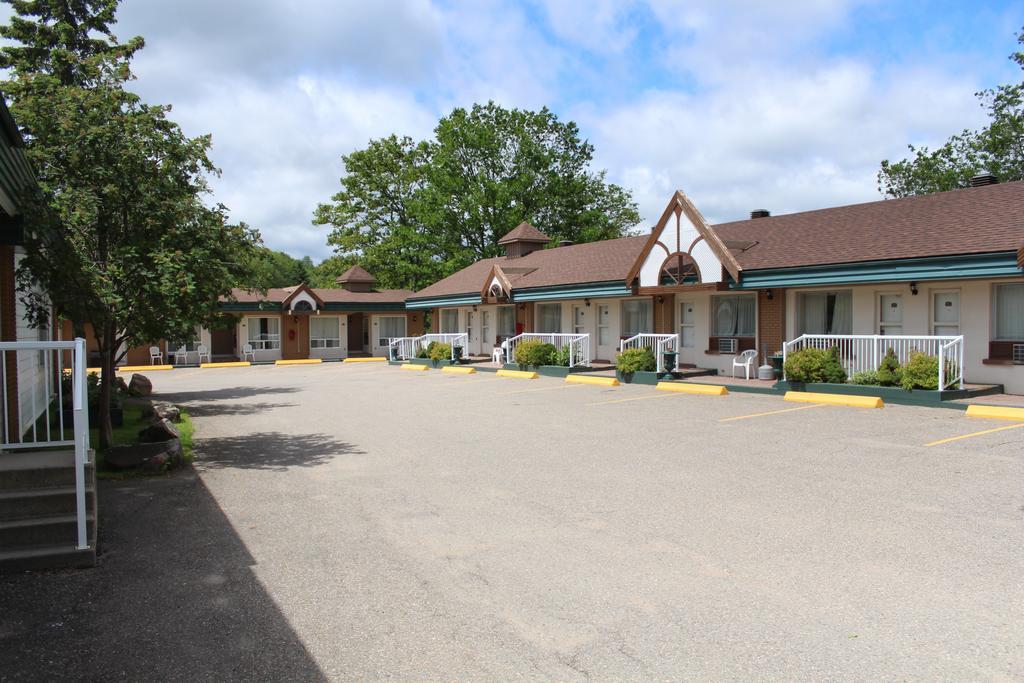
[758,289,785,357]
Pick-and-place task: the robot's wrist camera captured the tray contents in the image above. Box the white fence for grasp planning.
[388,333,469,362]
[619,333,680,374]
[504,333,591,367]
[1,339,91,550]
[782,334,964,389]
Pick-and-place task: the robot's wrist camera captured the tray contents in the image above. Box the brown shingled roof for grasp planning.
[715,181,1024,271]
[498,222,551,244]
[410,235,647,300]
[226,285,411,305]
[336,265,376,283]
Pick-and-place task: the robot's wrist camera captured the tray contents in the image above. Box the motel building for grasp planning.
[405,177,1024,395]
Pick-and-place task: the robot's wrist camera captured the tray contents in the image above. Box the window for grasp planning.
[310,317,340,348]
[497,306,515,339]
[995,283,1024,340]
[679,301,695,348]
[798,290,852,335]
[932,291,960,336]
[573,306,586,335]
[536,304,562,333]
[247,317,280,350]
[482,311,491,345]
[621,299,652,337]
[712,295,755,337]
[292,300,314,312]
[440,309,459,333]
[879,294,902,336]
[377,316,406,347]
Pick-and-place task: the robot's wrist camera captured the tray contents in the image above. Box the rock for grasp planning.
[115,376,130,395]
[127,374,152,397]
[138,418,180,443]
[105,438,183,471]
[154,402,181,423]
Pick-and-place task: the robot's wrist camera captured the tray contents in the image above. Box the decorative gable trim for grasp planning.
[281,284,325,312]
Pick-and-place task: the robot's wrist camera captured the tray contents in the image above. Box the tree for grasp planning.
[315,102,640,288]
[247,247,312,288]
[307,254,360,288]
[879,28,1024,197]
[2,0,261,448]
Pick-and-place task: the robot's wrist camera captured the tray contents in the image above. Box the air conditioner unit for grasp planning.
[718,338,738,354]
[1014,344,1024,364]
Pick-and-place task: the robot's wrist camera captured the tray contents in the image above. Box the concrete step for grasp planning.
[0,449,94,491]
[0,543,96,572]
[0,486,96,521]
[0,514,96,550]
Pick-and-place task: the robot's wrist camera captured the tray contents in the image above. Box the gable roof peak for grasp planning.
[498,222,550,245]
[336,265,376,284]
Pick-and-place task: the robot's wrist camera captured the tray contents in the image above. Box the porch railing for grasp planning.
[1,339,91,550]
[782,334,965,389]
[504,333,591,367]
[388,333,468,362]
[619,333,680,373]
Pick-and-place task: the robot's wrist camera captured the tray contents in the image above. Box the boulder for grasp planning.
[127,373,152,397]
[138,418,180,443]
[105,438,183,472]
[154,402,181,423]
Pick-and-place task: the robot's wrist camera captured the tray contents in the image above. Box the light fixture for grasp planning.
[910,282,918,296]
[584,298,591,307]
[657,295,664,304]
[765,289,774,301]
[472,305,478,311]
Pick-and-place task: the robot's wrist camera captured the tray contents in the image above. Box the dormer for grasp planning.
[497,222,550,259]
[336,265,376,292]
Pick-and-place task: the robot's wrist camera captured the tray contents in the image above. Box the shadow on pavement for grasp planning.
[195,432,363,471]
[157,385,301,403]
[0,469,327,681]
[182,401,300,418]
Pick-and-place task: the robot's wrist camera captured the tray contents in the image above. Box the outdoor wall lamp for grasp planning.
[657,295,664,304]
[584,298,591,306]
[910,282,918,295]
[765,289,774,300]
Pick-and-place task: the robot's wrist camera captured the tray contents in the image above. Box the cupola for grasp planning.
[497,222,550,259]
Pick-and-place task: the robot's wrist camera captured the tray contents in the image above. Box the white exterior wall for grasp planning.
[371,314,407,357]
[674,291,760,376]
[308,314,347,360]
[784,277,1024,394]
[13,249,51,436]
[237,315,283,362]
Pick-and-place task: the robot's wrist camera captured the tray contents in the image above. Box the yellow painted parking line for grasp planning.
[719,403,827,422]
[499,384,584,396]
[924,422,1024,447]
[588,392,685,406]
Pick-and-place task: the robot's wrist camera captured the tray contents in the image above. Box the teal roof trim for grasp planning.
[322,302,406,312]
[734,252,1022,289]
[219,301,407,313]
[405,293,483,309]
[511,280,632,302]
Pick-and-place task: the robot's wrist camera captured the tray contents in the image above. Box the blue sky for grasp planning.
[5,0,1021,260]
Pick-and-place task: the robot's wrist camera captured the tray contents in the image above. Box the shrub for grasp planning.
[427,342,452,362]
[899,351,939,391]
[876,348,902,386]
[415,345,429,359]
[514,339,557,366]
[784,346,846,383]
[849,370,881,386]
[616,347,656,373]
[553,344,572,367]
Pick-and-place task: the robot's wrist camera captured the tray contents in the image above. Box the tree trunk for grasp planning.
[97,323,116,451]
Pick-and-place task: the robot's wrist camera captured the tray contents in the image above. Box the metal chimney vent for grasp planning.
[750,209,771,219]
[970,172,998,187]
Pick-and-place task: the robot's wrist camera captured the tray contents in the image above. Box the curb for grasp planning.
[965,404,1024,421]
[566,375,619,387]
[656,382,728,396]
[497,369,539,380]
[343,357,388,363]
[400,363,429,372]
[784,391,883,409]
[275,359,322,366]
[117,365,173,372]
[442,366,477,375]
[200,361,251,369]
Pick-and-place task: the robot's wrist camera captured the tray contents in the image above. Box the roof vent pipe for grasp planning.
[970,172,998,187]
[558,240,573,247]
[750,209,771,219]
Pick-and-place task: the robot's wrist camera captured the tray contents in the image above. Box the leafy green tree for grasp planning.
[879,28,1024,197]
[315,102,640,288]
[2,0,261,448]
[247,247,312,288]
[307,254,360,288]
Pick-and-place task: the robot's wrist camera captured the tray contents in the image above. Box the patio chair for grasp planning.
[242,343,256,362]
[196,343,210,364]
[173,347,188,365]
[149,346,163,365]
[732,349,759,380]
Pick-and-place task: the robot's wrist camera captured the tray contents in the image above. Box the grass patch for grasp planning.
[92,405,195,478]
[178,409,195,462]
[90,405,146,450]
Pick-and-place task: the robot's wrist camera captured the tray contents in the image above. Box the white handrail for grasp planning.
[782,334,964,389]
[388,333,468,362]
[619,333,679,373]
[505,332,591,367]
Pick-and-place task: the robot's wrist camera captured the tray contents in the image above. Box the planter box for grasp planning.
[409,357,455,367]
[774,380,980,406]
[503,363,587,378]
[615,369,680,385]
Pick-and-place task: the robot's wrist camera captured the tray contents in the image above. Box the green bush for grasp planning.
[876,348,902,386]
[415,345,429,358]
[553,344,572,367]
[513,339,557,366]
[615,347,656,373]
[899,351,939,390]
[427,342,452,362]
[784,346,846,383]
[849,370,881,386]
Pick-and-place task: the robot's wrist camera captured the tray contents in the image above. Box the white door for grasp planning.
[879,294,902,336]
[596,304,615,361]
[481,310,492,356]
[572,305,587,358]
[679,301,696,366]
[933,291,960,336]
[466,311,476,355]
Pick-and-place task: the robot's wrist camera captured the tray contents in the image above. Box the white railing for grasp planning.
[388,333,469,362]
[619,333,680,374]
[1,339,91,550]
[504,333,591,367]
[782,334,965,389]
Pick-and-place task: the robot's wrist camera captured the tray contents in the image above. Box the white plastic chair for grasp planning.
[242,342,256,362]
[196,344,210,364]
[149,346,162,365]
[732,349,758,379]
[173,347,188,365]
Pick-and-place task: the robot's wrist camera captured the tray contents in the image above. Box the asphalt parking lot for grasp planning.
[2,362,1023,680]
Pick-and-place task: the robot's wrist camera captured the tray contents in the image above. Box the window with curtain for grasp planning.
[621,299,653,337]
[712,295,755,337]
[995,283,1024,340]
[497,306,515,338]
[310,317,340,348]
[440,309,459,333]
[377,316,406,347]
[247,317,280,350]
[536,304,562,333]
[798,291,852,335]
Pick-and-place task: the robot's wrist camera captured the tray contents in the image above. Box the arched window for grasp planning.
[292,300,314,312]
[659,252,701,285]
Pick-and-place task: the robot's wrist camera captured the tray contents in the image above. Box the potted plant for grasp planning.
[662,350,678,375]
